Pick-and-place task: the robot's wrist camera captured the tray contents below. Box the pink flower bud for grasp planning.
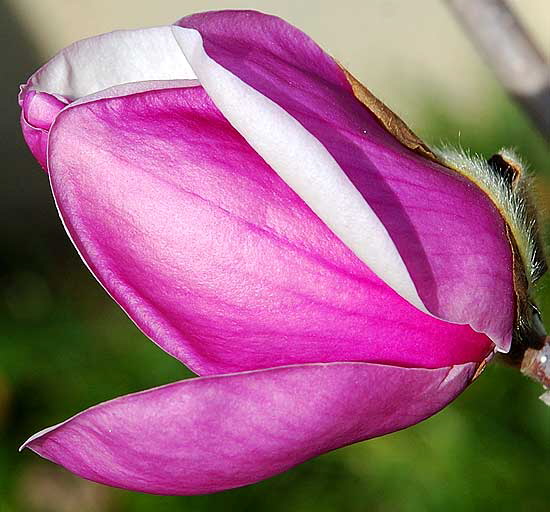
[19,10,532,495]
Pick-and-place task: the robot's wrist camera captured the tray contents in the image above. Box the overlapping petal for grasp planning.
[19,13,515,350]
[22,361,477,495]
[177,10,515,350]
[46,85,492,375]
[20,24,426,316]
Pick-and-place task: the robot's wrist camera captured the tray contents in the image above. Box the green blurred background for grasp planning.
[1,1,549,511]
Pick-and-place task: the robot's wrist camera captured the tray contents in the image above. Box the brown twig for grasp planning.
[446,0,550,142]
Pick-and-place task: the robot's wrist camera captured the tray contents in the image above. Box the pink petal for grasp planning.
[22,361,477,495]
[19,90,66,170]
[22,24,427,315]
[177,10,515,350]
[47,85,492,375]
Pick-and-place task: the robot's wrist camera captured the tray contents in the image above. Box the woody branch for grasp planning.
[446,0,550,142]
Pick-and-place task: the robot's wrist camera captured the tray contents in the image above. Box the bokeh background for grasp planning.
[1,0,549,510]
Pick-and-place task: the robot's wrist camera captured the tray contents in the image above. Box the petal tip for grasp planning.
[19,421,66,453]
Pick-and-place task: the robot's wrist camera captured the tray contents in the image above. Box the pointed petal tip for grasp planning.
[20,421,69,453]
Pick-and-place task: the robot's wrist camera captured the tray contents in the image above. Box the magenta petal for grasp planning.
[177,10,515,349]
[22,361,477,495]
[21,90,67,130]
[47,85,492,374]
[19,90,66,171]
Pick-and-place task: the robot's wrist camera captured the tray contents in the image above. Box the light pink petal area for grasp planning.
[177,10,515,350]
[48,85,492,375]
[22,361,477,495]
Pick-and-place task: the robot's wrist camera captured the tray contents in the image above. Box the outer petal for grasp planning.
[176,10,515,350]
[21,25,427,325]
[47,85,492,374]
[22,361,477,495]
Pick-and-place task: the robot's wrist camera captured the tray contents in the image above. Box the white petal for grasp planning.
[27,27,196,101]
